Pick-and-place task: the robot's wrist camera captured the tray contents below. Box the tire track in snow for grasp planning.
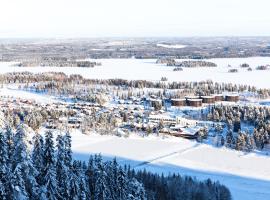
[134,143,201,168]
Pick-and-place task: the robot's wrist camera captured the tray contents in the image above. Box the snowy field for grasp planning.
[71,132,270,200]
[0,86,62,103]
[156,43,187,48]
[1,57,270,88]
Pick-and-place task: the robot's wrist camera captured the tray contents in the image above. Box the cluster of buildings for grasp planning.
[0,90,239,140]
[145,93,240,109]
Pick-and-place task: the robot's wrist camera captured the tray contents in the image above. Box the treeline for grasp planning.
[0,124,232,200]
[167,60,217,68]
[15,60,101,68]
[2,72,270,98]
[131,170,231,200]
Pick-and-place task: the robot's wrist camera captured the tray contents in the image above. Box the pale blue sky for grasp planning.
[0,0,269,38]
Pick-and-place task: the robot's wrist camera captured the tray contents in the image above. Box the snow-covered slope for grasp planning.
[70,132,270,200]
[0,86,60,103]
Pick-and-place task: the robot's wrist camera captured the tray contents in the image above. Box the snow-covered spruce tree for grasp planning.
[106,158,119,200]
[116,166,128,200]
[2,125,15,200]
[32,132,45,186]
[127,178,146,200]
[42,130,58,200]
[0,129,8,200]
[235,132,246,151]
[247,134,256,151]
[93,155,110,200]
[12,124,38,200]
[5,125,14,166]
[64,132,73,168]
[68,161,81,200]
[225,130,234,148]
[10,164,28,200]
[0,180,5,200]
[85,155,96,199]
[56,134,70,200]
[72,160,88,200]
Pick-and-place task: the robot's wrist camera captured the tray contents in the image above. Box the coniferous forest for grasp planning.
[0,124,231,200]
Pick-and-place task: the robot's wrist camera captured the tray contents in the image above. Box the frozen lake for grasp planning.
[1,57,270,88]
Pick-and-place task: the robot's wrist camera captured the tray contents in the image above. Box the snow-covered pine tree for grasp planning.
[43,130,58,200]
[116,166,128,200]
[93,155,110,200]
[235,132,246,151]
[13,124,38,199]
[0,129,8,200]
[69,161,81,200]
[64,132,73,168]
[10,165,28,200]
[225,130,234,148]
[106,158,119,199]
[56,134,70,200]
[0,180,5,200]
[32,132,45,185]
[3,125,16,200]
[5,125,14,166]
[86,155,95,199]
[73,160,88,200]
[127,178,146,200]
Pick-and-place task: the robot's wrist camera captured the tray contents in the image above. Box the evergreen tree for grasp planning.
[86,155,96,199]
[106,158,119,200]
[56,134,70,200]
[69,165,80,200]
[235,132,246,151]
[10,165,28,200]
[127,178,146,200]
[225,130,234,148]
[94,155,109,200]
[0,130,8,200]
[43,131,58,200]
[64,132,73,168]
[32,133,44,185]
[5,125,14,166]
[116,166,128,200]
[3,125,16,200]
[0,180,6,200]
[13,124,38,199]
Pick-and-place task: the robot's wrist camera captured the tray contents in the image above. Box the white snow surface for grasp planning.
[156,43,187,48]
[71,132,270,200]
[1,57,270,88]
[0,86,59,103]
[0,57,270,88]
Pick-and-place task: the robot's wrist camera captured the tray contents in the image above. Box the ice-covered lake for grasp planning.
[1,57,270,88]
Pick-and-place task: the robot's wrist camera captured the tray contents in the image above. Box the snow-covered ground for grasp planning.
[1,57,270,88]
[0,86,60,103]
[71,132,270,200]
[156,43,187,48]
